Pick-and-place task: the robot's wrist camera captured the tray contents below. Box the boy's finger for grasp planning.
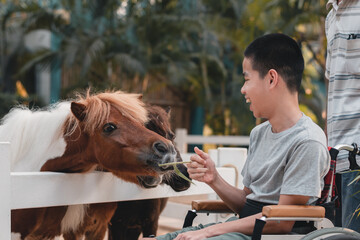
[189,154,205,165]
[189,172,205,179]
[187,167,207,174]
[194,146,208,159]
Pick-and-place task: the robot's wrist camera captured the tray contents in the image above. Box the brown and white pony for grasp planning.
[61,105,191,240]
[0,90,177,240]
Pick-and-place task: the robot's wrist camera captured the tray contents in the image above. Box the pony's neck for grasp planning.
[41,154,97,173]
[41,124,97,173]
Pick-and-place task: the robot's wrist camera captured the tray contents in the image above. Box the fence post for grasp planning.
[0,142,11,239]
[217,147,247,188]
[175,128,188,153]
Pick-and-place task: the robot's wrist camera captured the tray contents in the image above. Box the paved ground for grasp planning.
[152,194,211,239]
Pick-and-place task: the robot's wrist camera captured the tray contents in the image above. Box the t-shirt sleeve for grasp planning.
[241,129,256,188]
[280,140,330,198]
[241,153,250,188]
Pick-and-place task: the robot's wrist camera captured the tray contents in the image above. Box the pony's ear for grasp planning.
[165,106,171,116]
[71,102,87,122]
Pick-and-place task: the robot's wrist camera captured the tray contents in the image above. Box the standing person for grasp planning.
[325,0,360,231]
[142,33,330,240]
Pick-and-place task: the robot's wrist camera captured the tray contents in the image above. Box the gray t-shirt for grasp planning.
[241,114,330,205]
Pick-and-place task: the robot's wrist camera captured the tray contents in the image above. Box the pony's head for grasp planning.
[41,91,177,183]
[145,106,175,141]
[136,105,191,191]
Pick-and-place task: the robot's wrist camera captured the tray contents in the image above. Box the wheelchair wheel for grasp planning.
[300,227,360,240]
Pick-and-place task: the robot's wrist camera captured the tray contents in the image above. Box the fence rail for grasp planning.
[174,128,250,153]
[0,142,236,239]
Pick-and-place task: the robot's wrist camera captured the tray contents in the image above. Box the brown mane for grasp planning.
[67,90,148,134]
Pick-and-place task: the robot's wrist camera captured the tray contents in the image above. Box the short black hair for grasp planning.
[244,33,304,93]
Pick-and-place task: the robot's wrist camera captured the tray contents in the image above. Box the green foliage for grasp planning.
[159,161,194,185]
[0,93,44,118]
[0,0,328,135]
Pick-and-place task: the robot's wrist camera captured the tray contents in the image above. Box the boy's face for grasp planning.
[241,57,269,118]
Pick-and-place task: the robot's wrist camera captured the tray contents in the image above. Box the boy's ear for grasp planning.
[268,69,278,88]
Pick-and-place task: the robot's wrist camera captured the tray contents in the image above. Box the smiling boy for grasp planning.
[143,33,330,240]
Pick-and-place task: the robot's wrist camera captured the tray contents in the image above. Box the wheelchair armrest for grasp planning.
[184,201,326,230]
[262,205,325,218]
[251,206,326,239]
[191,201,325,218]
[191,200,234,213]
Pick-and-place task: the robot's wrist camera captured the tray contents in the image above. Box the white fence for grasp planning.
[0,142,240,239]
[174,128,250,153]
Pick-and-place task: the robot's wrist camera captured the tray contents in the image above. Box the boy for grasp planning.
[143,33,330,240]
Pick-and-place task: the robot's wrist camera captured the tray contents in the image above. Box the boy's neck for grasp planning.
[268,96,302,133]
[269,110,302,133]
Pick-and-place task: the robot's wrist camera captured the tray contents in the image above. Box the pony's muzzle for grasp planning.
[152,141,177,167]
[153,141,170,156]
[136,175,162,188]
[153,141,176,159]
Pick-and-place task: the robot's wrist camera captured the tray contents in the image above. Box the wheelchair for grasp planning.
[182,144,360,240]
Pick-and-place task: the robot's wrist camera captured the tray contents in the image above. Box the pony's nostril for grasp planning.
[153,141,168,155]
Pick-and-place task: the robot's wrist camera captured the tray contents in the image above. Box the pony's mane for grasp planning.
[68,90,148,134]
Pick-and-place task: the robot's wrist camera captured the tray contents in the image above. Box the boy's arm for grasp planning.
[209,178,252,214]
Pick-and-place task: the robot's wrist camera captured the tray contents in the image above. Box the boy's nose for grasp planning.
[241,85,245,94]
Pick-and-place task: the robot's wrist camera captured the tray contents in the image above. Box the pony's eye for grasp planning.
[103,123,117,134]
[168,132,175,141]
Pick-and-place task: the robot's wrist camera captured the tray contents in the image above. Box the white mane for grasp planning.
[0,102,70,171]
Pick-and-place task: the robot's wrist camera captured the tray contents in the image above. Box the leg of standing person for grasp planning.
[335,173,342,227]
[341,171,360,231]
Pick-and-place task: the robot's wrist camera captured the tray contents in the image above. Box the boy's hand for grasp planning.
[187,147,217,185]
